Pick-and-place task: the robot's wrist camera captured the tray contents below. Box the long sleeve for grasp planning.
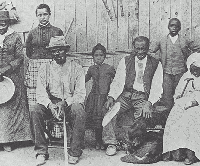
[174,73,190,100]
[58,29,64,36]
[36,64,51,107]
[3,34,24,75]
[85,66,92,82]
[108,57,126,100]
[9,35,24,70]
[65,65,86,105]
[108,66,116,79]
[149,40,161,60]
[25,31,33,58]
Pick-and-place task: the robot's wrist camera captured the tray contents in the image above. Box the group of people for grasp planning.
[0,3,200,166]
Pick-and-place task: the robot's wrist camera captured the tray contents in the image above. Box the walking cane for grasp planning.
[61,82,68,166]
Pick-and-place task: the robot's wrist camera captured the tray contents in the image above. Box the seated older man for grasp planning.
[30,36,86,165]
[103,36,159,156]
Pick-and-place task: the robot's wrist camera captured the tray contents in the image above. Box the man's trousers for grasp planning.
[30,103,86,157]
[103,91,152,145]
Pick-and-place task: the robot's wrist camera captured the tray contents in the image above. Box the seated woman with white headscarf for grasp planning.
[162,53,200,165]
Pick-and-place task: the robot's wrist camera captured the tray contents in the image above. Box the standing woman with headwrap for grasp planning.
[163,53,200,165]
[0,11,32,151]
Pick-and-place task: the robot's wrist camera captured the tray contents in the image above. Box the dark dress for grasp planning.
[25,23,63,111]
[0,31,32,143]
[85,63,116,129]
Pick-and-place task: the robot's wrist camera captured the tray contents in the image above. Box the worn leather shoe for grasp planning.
[3,145,12,152]
[184,158,196,165]
[106,145,117,156]
[68,155,80,164]
[36,154,49,166]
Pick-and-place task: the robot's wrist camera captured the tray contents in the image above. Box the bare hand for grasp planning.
[143,110,152,119]
[56,101,68,120]
[48,102,59,119]
[105,97,114,109]
[176,95,182,99]
[142,102,153,119]
[184,100,198,110]
[0,65,11,75]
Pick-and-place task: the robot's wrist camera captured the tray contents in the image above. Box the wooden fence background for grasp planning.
[11,0,200,52]
[7,0,200,105]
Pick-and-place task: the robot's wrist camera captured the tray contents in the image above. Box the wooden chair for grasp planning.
[44,119,71,149]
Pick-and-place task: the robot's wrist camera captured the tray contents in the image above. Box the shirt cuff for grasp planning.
[65,97,73,106]
[37,99,51,108]
[107,96,115,101]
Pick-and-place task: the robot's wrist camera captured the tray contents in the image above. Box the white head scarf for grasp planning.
[187,52,200,69]
[186,53,200,90]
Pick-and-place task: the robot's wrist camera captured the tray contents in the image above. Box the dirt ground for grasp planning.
[0,130,199,166]
[0,143,200,166]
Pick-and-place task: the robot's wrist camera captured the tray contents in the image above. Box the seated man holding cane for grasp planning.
[102,36,159,156]
[30,36,86,165]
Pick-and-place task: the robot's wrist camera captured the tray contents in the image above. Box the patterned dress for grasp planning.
[25,23,63,110]
[85,63,115,129]
[0,31,32,143]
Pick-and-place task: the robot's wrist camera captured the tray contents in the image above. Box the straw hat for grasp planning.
[46,36,70,51]
[0,76,15,104]
[0,10,10,21]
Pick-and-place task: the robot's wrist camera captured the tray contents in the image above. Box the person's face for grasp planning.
[51,48,66,65]
[190,63,200,77]
[36,8,50,25]
[0,20,9,35]
[93,50,105,65]
[168,20,180,37]
[134,41,148,60]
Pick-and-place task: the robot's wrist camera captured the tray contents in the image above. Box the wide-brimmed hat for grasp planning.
[0,10,10,21]
[0,76,15,104]
[46,36,70,51]
[102,102,121,127]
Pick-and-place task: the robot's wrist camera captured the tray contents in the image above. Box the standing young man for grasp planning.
[150,18,200,109]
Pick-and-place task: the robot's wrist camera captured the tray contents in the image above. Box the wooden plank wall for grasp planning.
[12,0,200,51]
[10,0,200,58]
[8,0,200,106]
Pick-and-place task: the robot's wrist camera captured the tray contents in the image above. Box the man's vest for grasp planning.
[164,37,186,75]
[124,55,158,98]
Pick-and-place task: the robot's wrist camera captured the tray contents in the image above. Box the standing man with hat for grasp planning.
[0,10,32,151]
[30,36,86,165]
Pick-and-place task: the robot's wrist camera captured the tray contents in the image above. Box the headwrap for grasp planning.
[185,53,200,90]
[187,52,200,69]
[91,43,106,57]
